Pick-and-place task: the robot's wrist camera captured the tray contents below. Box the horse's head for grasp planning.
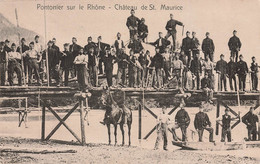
[100,86,110,106]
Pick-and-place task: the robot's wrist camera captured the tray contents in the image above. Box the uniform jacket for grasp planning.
[128,39,143,54]
[181,37,192,52]
[216,59,228,74]
[0,50,7,63]
[251,62,259,74]
[175,109,190,126]
[151,53,164,69]
[117,52,129,69]
[126,15,140,29]
[237,60,248,75]
[165,19,183,32]
[149,38,170,53]
[84,42,96,54]
[190,58,202,74]
[96,42,110,59]
[202,37,215,53]
[103,54,116,71]
[114,39,125,52]
[227,61,237,76]
[222,114,231,129]
[191,37,200,50]
[194,112,211,130]
[42,47,60,68]
[4,46,11,53]
[61,50,74,69]
[138,54,149,66]
[242,112,259,128]
[228,36,241,51]
[88,53,98,67]
[69,43,82,59]
[138,23,148,34]
[201,77,212,89]
[16,44,29,53]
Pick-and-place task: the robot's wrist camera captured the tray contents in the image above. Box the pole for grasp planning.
[44,0,50,87]
[41,105,46,141]
[80,99,86,146]
[15,8,26,86]
[182,25,184,36]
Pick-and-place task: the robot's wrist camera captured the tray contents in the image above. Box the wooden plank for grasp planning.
[79,99,86,146]
[143,106,157,119]
[41,105,46,141]
[138,104,142,140]
[143,126,156,140]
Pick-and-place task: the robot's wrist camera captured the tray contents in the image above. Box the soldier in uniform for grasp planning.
[138,50,150,87]
[4,39,11,53]
[88,47,98,87]
[103,47,116,87]
[181,31,192,67]
[194,104,214,142]
[237,54,248,91]
[128,34,144,54]
[69,37,82,78]
[52,38,61,53]
[191,32,200,59]
[171,103,190,141]
[250,56,258,91]
[162,47,173,83]
[73,47,89,91]
[171,53,184,89]
[190,53,202,90]
[165,14,184,51]
[113,32,125,56]
[16,38,29,78]
[148,32,171,53]
[203,55,214,89]
[228,30,242,62]
[201,72,213,103]
[227,56,237,91]
[23,42,41,85]
[0,42,7,86]
[96,36,110,75]
[151,48,164,88]
[126,9,140,40]
[138,18,148,42]
[202,32,215,62]
[242,107,259,141]
[60,43,74,86]
[7,43,22,86]
[84,36,96,54]
[116,48,129,86]
[216,54,228,91]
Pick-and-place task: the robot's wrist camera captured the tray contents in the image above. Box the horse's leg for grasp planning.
[120,123,125,146]
[107,124,111,145]
[128,122,132,146]
[114,124,118,146]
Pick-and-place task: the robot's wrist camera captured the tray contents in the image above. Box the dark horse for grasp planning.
[100,88,132,146]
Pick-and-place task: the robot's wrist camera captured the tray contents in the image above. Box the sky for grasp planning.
[0,0,260,63]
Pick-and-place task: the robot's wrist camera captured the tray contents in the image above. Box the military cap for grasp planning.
[131,9,135,12]
[21,38,25,41]
[141,18,145,21]
[186,31,190,34]
[206,32,210,35]
[192,31,196,34]
[225,108,229,112]
[35,35,39,39]
[239,54,243,57]
[220,54,224,57]
[252,56,256,59]
[48,40,53,44]
[5,39,10,43]
[72,37,77,40]
[11,43,16,47]
[88,36,92,40]
[233,30,237,33]
[52,38,56,41]
[63,43,69,46]
[29,42,34,45]
[98,36,102,39]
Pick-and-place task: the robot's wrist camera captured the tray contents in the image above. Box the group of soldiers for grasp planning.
[154,102,259,151]
[0,10,258,94]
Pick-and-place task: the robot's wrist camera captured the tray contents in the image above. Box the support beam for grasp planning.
[216,99,220,135]
[80,99,86,146]
[41,105,46,141]
[138,104,142,140]
[143,126,156,140]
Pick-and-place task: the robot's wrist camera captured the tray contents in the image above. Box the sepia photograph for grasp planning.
[0,0,260,163]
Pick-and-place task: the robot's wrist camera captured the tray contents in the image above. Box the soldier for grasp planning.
[88,47,98,87]
[190,53,202,90]
[34,35,43,54]
[7,43,22,86]
[126,9,140,40]
[60,43,74,86]
[4,39,11,53]
[194,104,214,142]
[128,34,144,54]
[113,32,125,56]
[216,54,228,91]
[162,47,173,83]
[17,38,29,78]
[137,18,148,42]
[154,106,170,151]
[138,50,150,87]
[228,30,241,62]
[148,32,170,53]
[181,31,192,67]
[191,32,200,59]
[128,50,135,87]
[151,47,164,88]
[116,48,129,86]
[165,13,184,51]
[250,56,258,91]
[171,103,190,141]
[23,42,41,85]
[171,53,184,89]
[201,72,213,103]
[96,36,110,75]
[242,107,259,141]
[69,37,81,78]
[84,36,96,54]
[227,56,237,91]
[42,40,61,86]
[202,55,214,83]
[73,47,89,91]
[202,32,215,62]
[52,38,61,53]
[0,42,7,86]
[103,47,116,87]
[237,54,248,91]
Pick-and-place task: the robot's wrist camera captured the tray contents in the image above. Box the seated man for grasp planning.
[171,103,190,141]
[194,104,214,142]
[242,107,259,141]
[201,72,213,103]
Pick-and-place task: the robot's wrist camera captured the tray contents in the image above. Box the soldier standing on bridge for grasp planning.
[227,56,237,91]
[216,54,228,91]
[202,32,215,62]
[250,56,258,91]
[191,32,200,59]
[194,104,214,142]
[171,53,184,89]
[60,43,74,86]
[0,42,7,86]
[165,13,184,51]
[181,31,192,67]
[69,37,82,78]
[17,38,29,78]
[148,32,171,54]
[137,18,148,42]
[203,55,214,89]
[151,47,164,89]
[190,53,202,90]
[228,30,242,62]
[116,48,129,87]
[237,54,248,91]
[96,36,110,75]
[126,9,140,40]
[201,72,213,103]
[242,107,259,141]
[103,47,116,87]
[7,43,22,86]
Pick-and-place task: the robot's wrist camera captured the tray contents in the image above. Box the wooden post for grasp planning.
[138,104,142,140]
[79,99,86,146]
[41,105,46,141]
[216,99,220,135]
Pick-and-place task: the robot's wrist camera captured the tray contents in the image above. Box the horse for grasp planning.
[100,88,132,146]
